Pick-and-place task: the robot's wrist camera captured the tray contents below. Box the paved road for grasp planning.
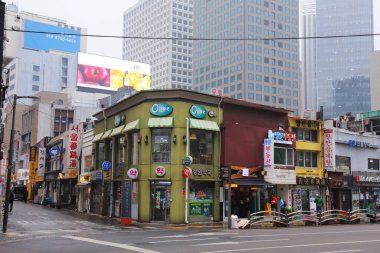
[2,202,380,253]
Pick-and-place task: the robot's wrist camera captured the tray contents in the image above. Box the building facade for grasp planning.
[300,0,317,111]
[316,0,373,118]
[92,90,221,223]
[193,0,301,115]
[123,0,193,90]
[370,51,380,111]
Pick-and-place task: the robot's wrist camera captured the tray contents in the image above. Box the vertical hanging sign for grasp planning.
[263,139,274,167]
[68,124,79,178]
[37,148,46,177]
[323,129,335,171]
[121,180,132,225]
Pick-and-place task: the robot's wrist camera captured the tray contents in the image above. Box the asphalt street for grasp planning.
[1,201,380,253]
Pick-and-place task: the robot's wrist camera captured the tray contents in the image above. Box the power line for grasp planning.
[4,27,380,41]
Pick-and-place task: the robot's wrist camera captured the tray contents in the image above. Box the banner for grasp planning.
[37,148,46,177]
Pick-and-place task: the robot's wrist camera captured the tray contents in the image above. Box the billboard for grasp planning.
[24,20,81,53]
[77,52,151,91]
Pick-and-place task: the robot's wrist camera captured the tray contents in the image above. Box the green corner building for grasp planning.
[91,90,222,224]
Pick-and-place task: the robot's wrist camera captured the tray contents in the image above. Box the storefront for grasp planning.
[352,171,380,212]
[89,170,102,214]
[92,90,221,224]
[290,117,325,211]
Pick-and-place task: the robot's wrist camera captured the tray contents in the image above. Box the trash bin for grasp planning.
[230,215,238,229]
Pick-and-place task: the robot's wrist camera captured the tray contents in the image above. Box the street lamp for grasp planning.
[2,95,39,233]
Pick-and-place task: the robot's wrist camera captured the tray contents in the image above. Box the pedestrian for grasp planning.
[270,195,278,216]
[9,189,14,213]
[315,194,323,214]
[279,196,285,214]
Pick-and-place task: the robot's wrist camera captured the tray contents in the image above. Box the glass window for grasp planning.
[115,136,125,173]
[152,129,171,163]
[129,133,139,165]
[296,151,318,168]
[274,147,293,166]
[32,75,39,81]
[293,128,318,142]
[368,158,379,170]
[336,156,351,175]
[190,130,213,165]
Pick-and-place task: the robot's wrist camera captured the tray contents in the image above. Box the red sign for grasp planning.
[155,166,166,177]
[183,167,192,178]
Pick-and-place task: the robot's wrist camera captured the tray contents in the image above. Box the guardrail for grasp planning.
[246,209,380,228]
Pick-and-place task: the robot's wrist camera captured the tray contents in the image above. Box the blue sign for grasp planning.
[102,161,112,171]
[49,146,60,157]
[95,171,102,181]
[190,105,207,119]
[24,20,81,53]
[150,103,173,116]
[121,181,132,218]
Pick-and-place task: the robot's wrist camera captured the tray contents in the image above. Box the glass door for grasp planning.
[151,181,171,222]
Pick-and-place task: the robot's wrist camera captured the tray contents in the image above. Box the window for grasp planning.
[129,133,139,165]
[116,136,125,172]
[336,156,351,175]
[32,75,39,81]
[190,130,213,165]
[368,158,379,170]
[32,85,39,91]
[274,147,294,165]
[33,65,40,72]
[296,151,318,168]
[293,128,318,142]
[151,129,171,163]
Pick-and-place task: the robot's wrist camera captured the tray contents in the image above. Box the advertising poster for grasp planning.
[24,20,81,53]
[77,52,151,92]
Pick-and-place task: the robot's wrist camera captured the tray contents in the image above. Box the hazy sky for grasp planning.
[4,0,380,59]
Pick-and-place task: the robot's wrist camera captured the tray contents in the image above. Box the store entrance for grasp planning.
[230,186,274,218]
[150,181,171,222]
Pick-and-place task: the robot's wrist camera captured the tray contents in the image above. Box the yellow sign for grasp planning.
[296,167,322,177]
[29,161,37,180]
[67,169,77,178]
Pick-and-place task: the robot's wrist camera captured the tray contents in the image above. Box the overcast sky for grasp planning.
[4,0,380,59]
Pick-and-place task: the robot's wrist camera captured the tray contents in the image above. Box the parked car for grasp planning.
[13,185,27,200]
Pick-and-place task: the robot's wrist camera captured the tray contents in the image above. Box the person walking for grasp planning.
[9,190,14,213]
[279,196,285,214]
[270,195,278,216]
[23,188,28,203]
[315,194,323,213]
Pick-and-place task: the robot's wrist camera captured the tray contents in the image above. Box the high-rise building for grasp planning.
[370,51,380,111]
[316,0,373,118]
[193,0,300,115]
[123,0,194,90]
[299,0,317,111]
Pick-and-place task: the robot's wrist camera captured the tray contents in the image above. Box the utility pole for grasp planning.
[3,95,39,233]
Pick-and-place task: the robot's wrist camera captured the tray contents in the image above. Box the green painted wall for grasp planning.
[94,99,222,223]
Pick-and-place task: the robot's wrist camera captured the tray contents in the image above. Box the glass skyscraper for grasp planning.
[193,0,300,115]
[316,0,373,118]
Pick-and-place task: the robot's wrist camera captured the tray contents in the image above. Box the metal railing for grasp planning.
[246,209,380,228]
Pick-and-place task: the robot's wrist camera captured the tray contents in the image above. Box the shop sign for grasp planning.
[183,156,193,166]
[190,202,213,216]
[295,119,321,129]
[127,168,139,179]
[268,130,296,144]
[183,167,192,178]
[150,103,173,117]
[49,146,60,157]
[189,105,207,119]
[67,168,77,178]
[121,181,132,219]
[242,168,249,177]
[323,129,335,171]
[192,168,212,176]
[264,168,296,185]
[155,166,166,177]
[263,139,274,166]
[37,148,46,177]
[102,161,112,171]
[208,111,216,117]
[296,176,328,186]
[354,175,380,183]
[103,170,112,180]
[209,87,223,97]
[29,146,37,162]
[114,114,126,127]
[346,139,378,149]
[219,167,229,179]
[68,124,79,169]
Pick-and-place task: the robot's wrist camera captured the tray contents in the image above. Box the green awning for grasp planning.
[92,133,104,142]
[101,129,113,140]
[110,125,125,137]
[189,118,220,131]
[123,119,140,133]
[148,117,173,128]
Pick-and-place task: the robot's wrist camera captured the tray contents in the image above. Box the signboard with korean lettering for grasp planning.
[263,139,274,167]
[323,129,335,171]
[68,124,79,177]
[37,148,46,177]
[268,130,296,145]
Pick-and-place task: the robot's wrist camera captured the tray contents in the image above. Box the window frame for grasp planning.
[274,146,294,166]
[368,158,379,170]
[189,129,214,165]
[296,151,318,168]
[151,128,171,164]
